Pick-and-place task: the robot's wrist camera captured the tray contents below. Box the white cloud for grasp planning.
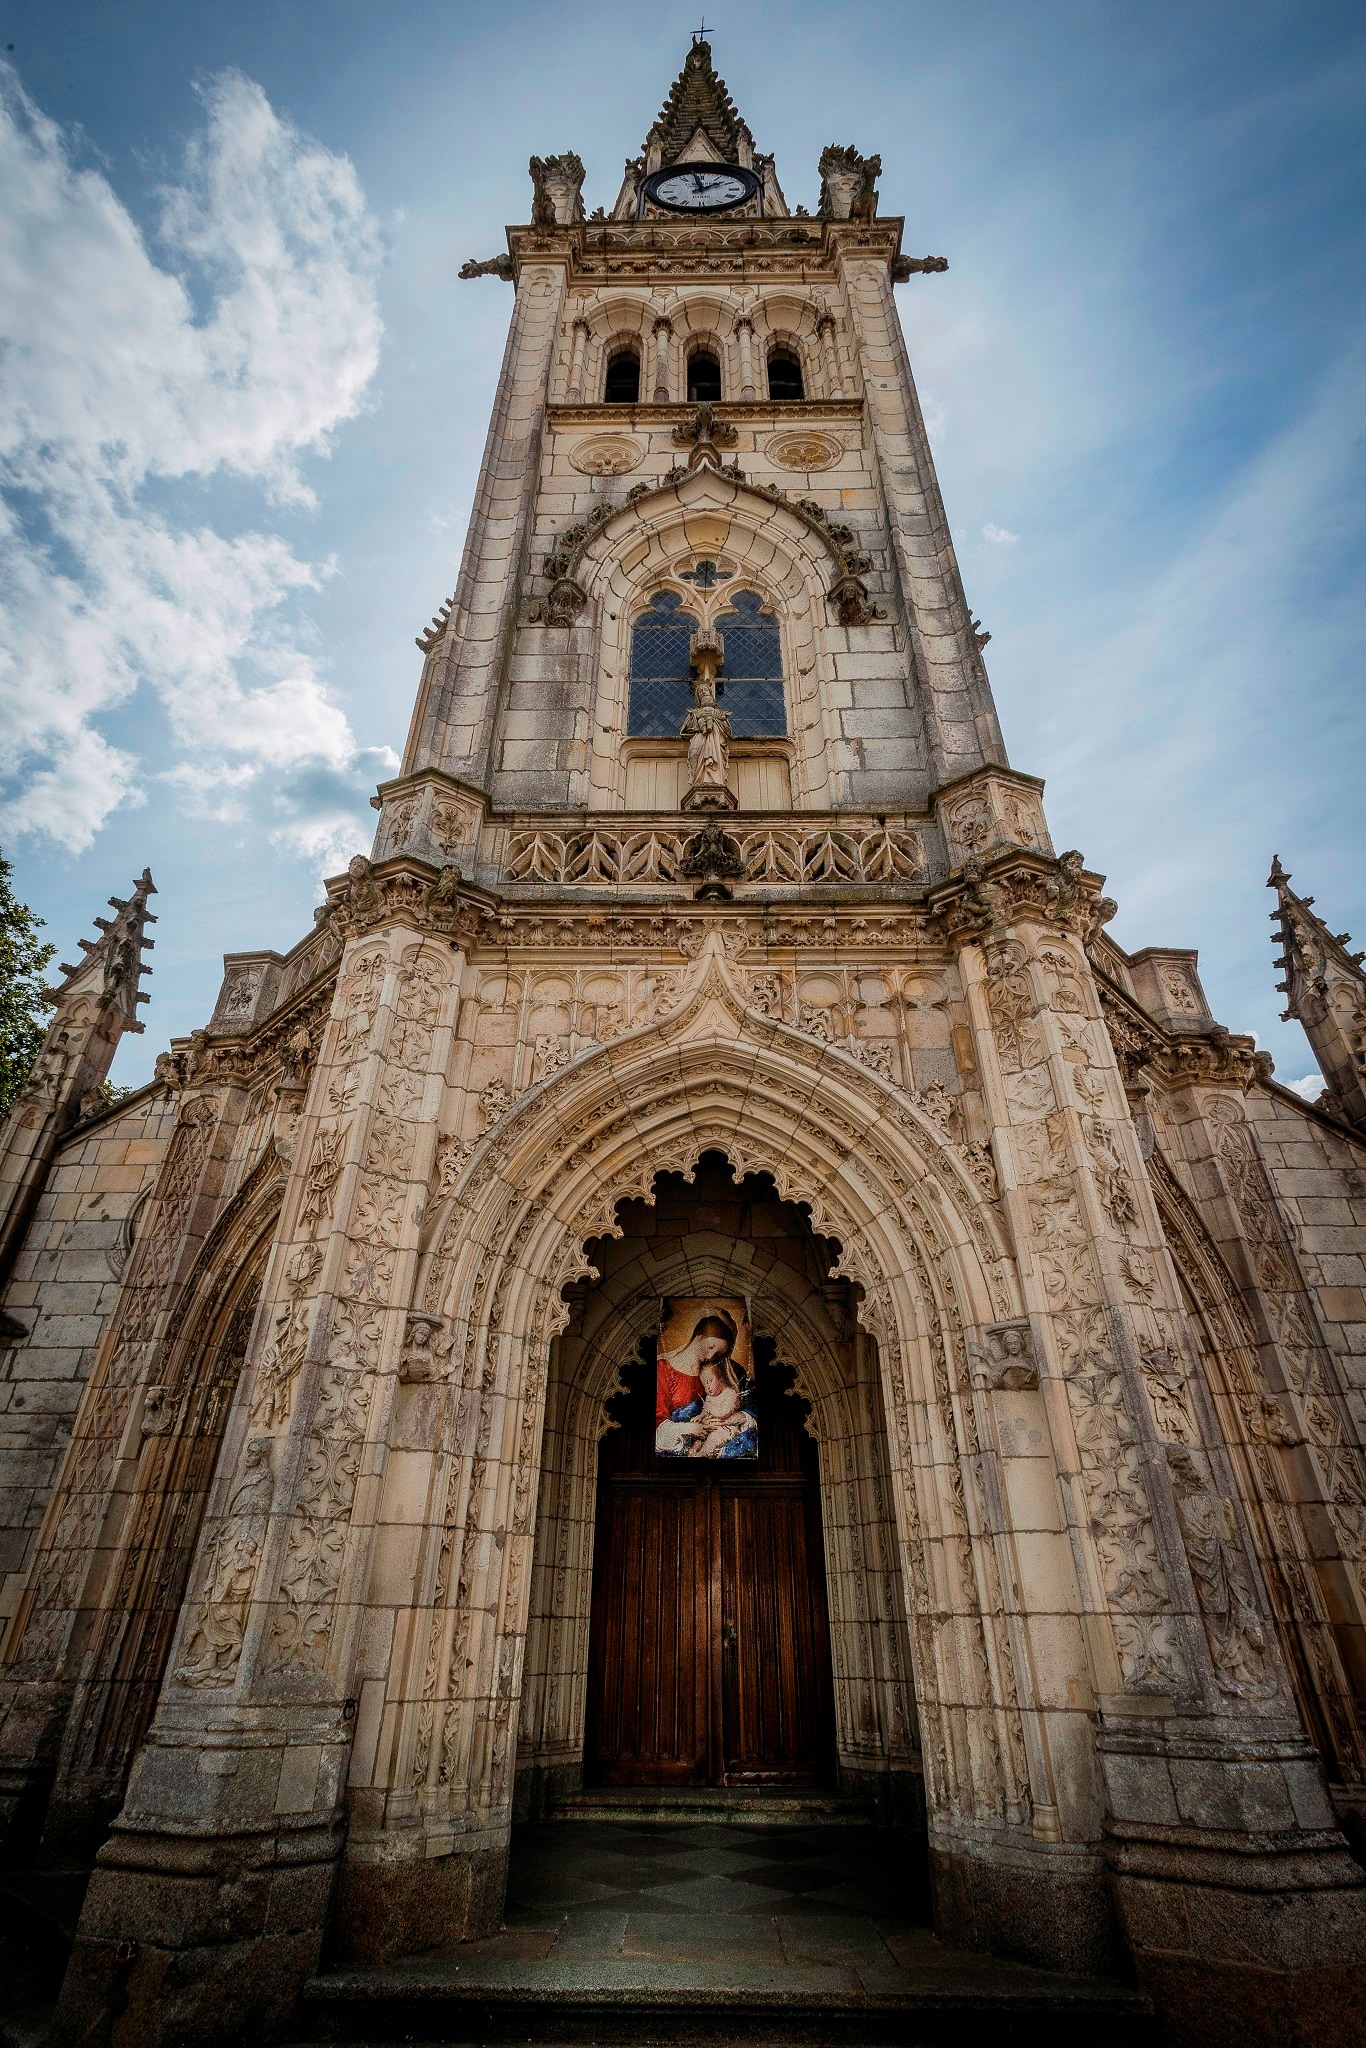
[0,64,385,859]
[1285,1073,1325,1102]
[982,521,1019,547]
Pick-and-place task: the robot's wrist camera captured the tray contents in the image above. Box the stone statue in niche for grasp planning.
[399,1312,454,1385]
[976,1321,1040,1391]
[680,628,737,814]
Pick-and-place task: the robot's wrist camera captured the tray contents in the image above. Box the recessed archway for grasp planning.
[517,1150,922,1823]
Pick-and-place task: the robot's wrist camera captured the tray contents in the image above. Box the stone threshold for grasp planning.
[548,1785,874,1825]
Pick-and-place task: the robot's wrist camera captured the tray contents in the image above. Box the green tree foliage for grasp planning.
[0,851,57,1119]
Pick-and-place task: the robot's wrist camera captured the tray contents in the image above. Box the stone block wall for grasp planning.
[0,1088,175,1630]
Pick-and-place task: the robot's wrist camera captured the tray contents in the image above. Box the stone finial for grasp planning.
[641,39,755,171]
[0,867,158,1285]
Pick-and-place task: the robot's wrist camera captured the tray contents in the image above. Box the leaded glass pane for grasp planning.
[716,590,787,738]
[627,592,698,737]
[626,587,788,741]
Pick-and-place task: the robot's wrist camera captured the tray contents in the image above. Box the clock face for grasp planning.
[647,163,757,213]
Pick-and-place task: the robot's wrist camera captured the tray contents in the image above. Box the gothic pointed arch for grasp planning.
[388,941,1046,1839]
[1151,1149,1366,1786]
[34,1151,285,1838]
[532,465,885,809]
[517,1151,922,1809]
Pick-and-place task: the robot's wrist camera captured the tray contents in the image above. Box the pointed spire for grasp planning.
[642,38,756,169]
[1268,857,1366,1129]
[0,869,159,1288]
[52,868,157,1036]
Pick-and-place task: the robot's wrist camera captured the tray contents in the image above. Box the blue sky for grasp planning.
[2,0,1363,1092]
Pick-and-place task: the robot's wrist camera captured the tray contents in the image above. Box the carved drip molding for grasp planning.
[527,466,884,627]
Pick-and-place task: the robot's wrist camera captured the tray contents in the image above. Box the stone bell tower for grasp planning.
[6,37,1366,2048]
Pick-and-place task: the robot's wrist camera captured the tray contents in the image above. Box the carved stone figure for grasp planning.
[680,820,744,899]
[818,144,881,221]
[528,151,585,227]
[680,629,737,815]
[978,1321,1040,1391]
[176,1438,274,1684]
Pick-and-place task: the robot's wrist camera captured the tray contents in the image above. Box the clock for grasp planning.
[645,163,758,214]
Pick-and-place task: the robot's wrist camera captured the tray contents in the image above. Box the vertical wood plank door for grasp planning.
[585,1355,835,1787]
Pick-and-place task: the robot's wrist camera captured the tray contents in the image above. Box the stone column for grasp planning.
[402,257,568,783]
[816,311,842,399]
[836,251,1006,786]
[564,316,589,403]
[651,315,673,403]
[937,841,1366,2045]
[54,906,465,2047]
[735,316,756,400]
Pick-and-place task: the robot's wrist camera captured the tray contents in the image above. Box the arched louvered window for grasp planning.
[627,591,699,736]
[714,589,786,736]
[605,348,640,403]
[687,348,722,402]
[767,347,804,401]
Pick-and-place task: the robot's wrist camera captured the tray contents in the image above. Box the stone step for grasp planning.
[547,1784,874,1825]
[295,1964,1163,2046]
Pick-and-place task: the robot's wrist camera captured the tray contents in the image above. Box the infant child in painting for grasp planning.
[682,1360,749,1457]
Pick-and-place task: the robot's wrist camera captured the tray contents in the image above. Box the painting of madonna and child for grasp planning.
[654,1297,757,1461]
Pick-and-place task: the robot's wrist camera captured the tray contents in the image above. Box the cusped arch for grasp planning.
[516,1179,917,1802]
[407,956,1033,1830]
[420,948,1012,1343]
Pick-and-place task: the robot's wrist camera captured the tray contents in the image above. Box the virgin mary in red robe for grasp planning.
[655,1309,739,1425]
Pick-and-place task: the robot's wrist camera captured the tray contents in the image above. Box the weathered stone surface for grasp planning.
[0,34,1363,2048]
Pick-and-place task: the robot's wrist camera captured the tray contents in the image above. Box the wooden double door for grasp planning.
[585,1355,836,1787]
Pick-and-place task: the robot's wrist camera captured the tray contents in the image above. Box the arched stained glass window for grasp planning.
[626,588,787,741]
[715,589,786,736]
[626,592,699,736]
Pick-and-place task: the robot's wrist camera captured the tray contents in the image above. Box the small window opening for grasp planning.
[687,349,723,403]
[767,347,804,402]
[605,349,640,404]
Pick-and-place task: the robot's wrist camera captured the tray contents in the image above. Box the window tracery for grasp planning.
[626,585,786,740]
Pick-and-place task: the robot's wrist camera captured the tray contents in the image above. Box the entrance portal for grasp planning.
[586,1350,836,1787]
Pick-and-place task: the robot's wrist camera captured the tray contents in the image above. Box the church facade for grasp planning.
[2,41,1365,2046]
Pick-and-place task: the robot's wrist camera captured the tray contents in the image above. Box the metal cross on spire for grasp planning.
[693,20,712,43]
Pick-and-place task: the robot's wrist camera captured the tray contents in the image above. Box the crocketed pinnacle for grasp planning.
[1268,855,1366,1129]
[644,39,755,166]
